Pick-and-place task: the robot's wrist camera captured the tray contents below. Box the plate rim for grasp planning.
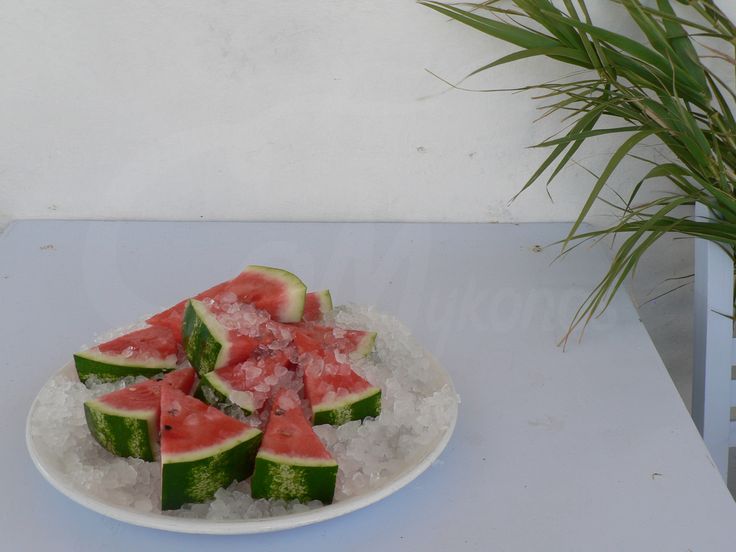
[26,358,458,535]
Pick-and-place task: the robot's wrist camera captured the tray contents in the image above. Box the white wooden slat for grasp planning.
[692,202,734,480]
[730,422,736,448]
[731,337,736,366]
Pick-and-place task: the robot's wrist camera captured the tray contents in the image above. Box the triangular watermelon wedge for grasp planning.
[251,389,338,504]
[160,387,262,510]
[83,367,196,461]
[292,323,376,360]
[147,265,307,341]
[302,351,381,426]
[74,326,179,384]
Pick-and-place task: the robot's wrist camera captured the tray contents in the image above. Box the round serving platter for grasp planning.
[26,355,458,535]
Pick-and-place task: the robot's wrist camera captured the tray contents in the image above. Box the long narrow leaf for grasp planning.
[420,2,560,49]
[565,129,656,247]
[466,46,590,78]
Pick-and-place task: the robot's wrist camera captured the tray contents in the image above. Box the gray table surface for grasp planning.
[2,220,736,551]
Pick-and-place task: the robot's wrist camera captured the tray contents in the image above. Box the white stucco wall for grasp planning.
[0,1,732,226]
[719,1,736,26]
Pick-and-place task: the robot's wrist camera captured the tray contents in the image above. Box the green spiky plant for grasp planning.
[421,0,736,344]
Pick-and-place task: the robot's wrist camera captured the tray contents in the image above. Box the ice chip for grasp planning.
[219,291,237,304]
[244,364,262,383]
[277,391,299,411]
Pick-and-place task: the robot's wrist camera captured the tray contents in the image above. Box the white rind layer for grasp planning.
[312,290,333,316]
[256,450,337,468]
[204,371,256,413]
[318,290,333,314]
[85,398,156,420]
[351,332,377,359]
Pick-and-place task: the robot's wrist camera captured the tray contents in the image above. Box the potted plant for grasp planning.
[420,0,736,344]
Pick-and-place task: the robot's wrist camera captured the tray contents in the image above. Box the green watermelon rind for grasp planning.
[200,370,255,415]
[74,350,176,384]
[161,427,263,511]
[83,399,158,461]
[312,387,382,426]
[182,299,230,376]
[250,453,338,504]
[245,265,307,323]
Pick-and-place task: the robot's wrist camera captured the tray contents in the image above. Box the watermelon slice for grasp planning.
[302,352,381,426]
[74,326,179,384]
[147,265,307,341]
[199,352,293,415]
[160,387,263,510]
[229,266,307,323]
[83,367,196,461]
[292,323,377,360]
[181,299,259,376]
[303,290,333,322]
[251,389,338,504]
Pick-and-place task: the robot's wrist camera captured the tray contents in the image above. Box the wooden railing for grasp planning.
[692,202,735,481]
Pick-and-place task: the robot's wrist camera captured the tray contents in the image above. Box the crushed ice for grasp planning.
[29,304,458,520]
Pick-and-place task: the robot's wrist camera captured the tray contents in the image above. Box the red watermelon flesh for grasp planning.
[146,304,190,343]
[223,328,260,366]
[292,323,376,359]
[225,268,304,322]
[161,367,197,395]
[160,387,258,456]
[146,285,228,343]
[148,266,306,340]
[302,352,375,409]
[94,367,196,421]
[97,326,179,361]
[96,378,160,412]
[260,389,333,461]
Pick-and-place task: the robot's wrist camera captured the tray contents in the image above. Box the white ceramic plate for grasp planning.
[26,359,458,535]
